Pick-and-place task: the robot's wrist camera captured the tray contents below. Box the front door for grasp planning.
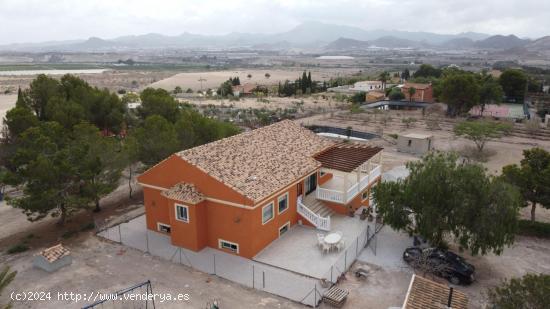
[305,173,317,195]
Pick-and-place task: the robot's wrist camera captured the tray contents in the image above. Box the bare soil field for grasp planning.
[0,70,174,93]
[0,94,17,121]
[150,68,353,91]
[187,94,347,112]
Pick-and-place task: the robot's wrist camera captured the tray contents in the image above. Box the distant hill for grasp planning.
[474,35,530,49]
[440,37,475,49]
[0,21,544,52]
[526,36,550,51]
[324,38,371,50]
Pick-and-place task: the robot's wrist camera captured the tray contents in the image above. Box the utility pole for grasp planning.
[198,77,206,102]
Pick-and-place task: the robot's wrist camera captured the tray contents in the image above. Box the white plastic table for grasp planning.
[324,233,342,245]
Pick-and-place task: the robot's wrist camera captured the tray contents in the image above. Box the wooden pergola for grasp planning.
[314,143,383,173]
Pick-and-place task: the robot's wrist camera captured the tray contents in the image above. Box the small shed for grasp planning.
[397,133,433,155]
[33,244,72,272]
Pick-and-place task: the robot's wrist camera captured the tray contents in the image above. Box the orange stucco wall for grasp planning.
[138,154,314,259]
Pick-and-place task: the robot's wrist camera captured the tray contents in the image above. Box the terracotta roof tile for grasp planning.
[37,244,70,263]
[162,182,205,204]
[403,83,432,90]
[177,120,336,203]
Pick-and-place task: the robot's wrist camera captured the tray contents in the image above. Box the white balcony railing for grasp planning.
[297,197,331,231]
[317,164,382,204]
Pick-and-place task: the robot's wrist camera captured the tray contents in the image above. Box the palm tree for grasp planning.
[378,71,390,91]
[408,87,417,103]
[0,266,17,309]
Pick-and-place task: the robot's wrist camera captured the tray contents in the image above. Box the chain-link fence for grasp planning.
[97,215,377,307]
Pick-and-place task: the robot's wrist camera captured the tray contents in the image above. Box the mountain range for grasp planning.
[0,21,546,52]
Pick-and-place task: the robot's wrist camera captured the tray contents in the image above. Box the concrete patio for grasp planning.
[253,214,372,280]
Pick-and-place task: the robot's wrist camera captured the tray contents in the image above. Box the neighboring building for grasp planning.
[138,120,383,259]
[352,81,383,92]
[232,83,257,97]
[397,133,434,155]
[33,244,72,272]
[366,91,386,102]
[402,83,434,103]
[402,275,468,309]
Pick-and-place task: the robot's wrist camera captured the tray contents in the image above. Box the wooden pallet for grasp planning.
[323,286,349,308]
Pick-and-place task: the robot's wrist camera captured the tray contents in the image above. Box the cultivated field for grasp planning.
[150,68,354,91]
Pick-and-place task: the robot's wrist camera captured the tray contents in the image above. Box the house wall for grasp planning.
[397,136,433,155]
[323,175,381,215]
[403,86,434,103]
[138,154,316,259]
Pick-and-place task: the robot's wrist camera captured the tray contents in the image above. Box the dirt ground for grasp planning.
[0,94,17,121]
[150,68,351,91]
[0,70,174,93]
[186,95,347,112]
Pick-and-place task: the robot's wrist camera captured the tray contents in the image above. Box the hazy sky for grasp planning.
[1,0,548,44]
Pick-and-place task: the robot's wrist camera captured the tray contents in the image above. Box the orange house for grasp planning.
[402,82,434,103]
[138,120,383,259]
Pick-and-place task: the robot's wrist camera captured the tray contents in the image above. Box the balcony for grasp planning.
[316,163,381,204]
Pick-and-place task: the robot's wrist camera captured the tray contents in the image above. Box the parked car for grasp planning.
[403,247,475,285]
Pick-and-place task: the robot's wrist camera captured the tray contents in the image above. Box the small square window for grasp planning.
[262,202,274,224]
[175,204,189,223]
[219,239,239,253]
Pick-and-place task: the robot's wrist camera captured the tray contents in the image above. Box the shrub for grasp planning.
[62,230,78,239]
[517,220,550,238]
[81,222,96,232]
[388,133,398,139]
[7,243,29,254]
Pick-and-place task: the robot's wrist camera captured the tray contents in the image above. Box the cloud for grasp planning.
[0,0,548,44]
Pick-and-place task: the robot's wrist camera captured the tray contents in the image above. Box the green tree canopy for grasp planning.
[478,74,504,112]
[138,88,180,122]
[500,69,528,103]
[487,273,549,309]
[413,64,442,79]
[373,152,520,255]
[440,72,480,116]
[134,115,179,166]
[502,148,550,222]
[454,120,512,153]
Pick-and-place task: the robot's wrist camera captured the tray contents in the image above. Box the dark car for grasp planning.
[403,247,475,285]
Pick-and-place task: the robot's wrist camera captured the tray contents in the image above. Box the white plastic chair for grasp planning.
[317,233,325,248]
[322,242,331,254]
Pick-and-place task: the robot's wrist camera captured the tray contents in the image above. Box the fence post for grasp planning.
[314,284,317,308]
[262,271,265,289]
[118,225,122,244]
[213,254,216,275]
[330,266,333,282]
[146,230,149,253]
[356,237,358,256]
[252,265,255,289]
[344,250,347,269]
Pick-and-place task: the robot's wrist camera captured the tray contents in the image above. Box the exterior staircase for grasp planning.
[303,194,335,217]
[296,192,334,231]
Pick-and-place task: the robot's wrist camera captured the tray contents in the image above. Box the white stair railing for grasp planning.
[316,187,345,203]
[297,197,331,231]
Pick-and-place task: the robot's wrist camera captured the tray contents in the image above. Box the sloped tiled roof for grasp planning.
[162,182,205,204]
[37,244,70,263]
[403,82,432,90]
[403,275,468,309]
[177,120,336,203]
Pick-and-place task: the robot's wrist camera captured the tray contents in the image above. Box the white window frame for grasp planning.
[277,192,289,215]
[279,221,290,237]
[175,204,189,223]
[262,202,274,225]
[157,222,171,233]
[218,239,239,254]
